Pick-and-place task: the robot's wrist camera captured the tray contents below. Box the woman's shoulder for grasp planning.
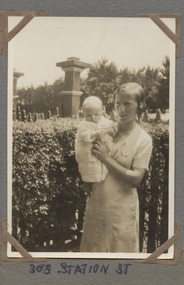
[135,124,152,144]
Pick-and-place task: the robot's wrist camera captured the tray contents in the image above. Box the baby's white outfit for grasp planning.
[75,116,113,183]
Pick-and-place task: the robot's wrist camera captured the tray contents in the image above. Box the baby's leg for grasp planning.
[80,182,93,197]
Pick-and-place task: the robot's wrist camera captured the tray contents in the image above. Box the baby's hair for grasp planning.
[83,96,103,110]
[114,82,145,113]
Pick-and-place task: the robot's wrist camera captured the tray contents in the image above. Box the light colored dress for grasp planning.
[75,116,114,183]
[80,124,152,253]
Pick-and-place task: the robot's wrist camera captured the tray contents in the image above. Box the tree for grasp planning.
[17,57,170,116]
[17,78,64,115]
[156,56,170,112]
[140,66,160,112]
[80,58,119,113]
[117,66,160,113]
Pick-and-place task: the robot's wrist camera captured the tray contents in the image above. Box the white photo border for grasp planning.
[7,16,175,259]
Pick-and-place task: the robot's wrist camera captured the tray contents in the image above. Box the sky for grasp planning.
[8,17,175,89]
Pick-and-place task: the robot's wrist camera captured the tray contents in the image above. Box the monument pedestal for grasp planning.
[60,91,82,117]
[56,57,90,117]
[13,70,24,120]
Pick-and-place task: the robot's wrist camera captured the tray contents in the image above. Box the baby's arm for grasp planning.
[77,122,107,142]
[77,125,95,142]
[90,128,107,140]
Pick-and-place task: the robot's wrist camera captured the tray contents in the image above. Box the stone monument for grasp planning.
[13,69,24,120]
[56,57,90,117]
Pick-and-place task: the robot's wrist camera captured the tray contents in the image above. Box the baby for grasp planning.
[75,96,117,196]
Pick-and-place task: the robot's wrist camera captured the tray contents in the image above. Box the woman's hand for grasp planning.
[92,137,110,162]
[93,138,146,188]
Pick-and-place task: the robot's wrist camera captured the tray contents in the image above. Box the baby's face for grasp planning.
[83,105,103,123]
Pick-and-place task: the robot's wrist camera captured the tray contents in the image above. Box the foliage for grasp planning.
[116,66,161,113]
[138,122,169,252]
[81,57,169,113]
[17,78,64,116]
[156,56,170,112]
[12,118,85,251]
[80,58,118,113]
[17,57,169,116]
[12,118,169,252]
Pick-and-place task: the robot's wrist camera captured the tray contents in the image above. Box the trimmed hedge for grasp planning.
[12,118,169,252]
[138,122,169,252]
[12,118,85,251]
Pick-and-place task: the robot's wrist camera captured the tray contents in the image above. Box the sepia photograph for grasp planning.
[7,16,175,259]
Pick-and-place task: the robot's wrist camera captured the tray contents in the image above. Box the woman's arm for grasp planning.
[92,139,146,188]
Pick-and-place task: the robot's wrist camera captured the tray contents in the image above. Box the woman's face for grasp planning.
[115,91,138,124]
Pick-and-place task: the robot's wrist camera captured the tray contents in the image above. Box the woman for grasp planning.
[80,82,152,253]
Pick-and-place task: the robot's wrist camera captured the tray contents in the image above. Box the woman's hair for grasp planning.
[114,82,146,115]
